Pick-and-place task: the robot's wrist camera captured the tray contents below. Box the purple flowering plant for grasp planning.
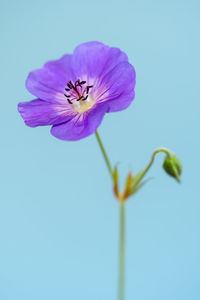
[18,41,182,300]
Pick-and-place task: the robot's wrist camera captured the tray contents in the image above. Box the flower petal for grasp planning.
[72,41,128,79]
[26,55,75,103]
[18,99,74,127]
[50,103,108,141]
[99,62,136,112]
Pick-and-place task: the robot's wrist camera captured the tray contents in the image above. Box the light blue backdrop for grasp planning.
[1,0,199,299]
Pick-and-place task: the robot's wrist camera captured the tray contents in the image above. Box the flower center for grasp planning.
[64,79,94,113]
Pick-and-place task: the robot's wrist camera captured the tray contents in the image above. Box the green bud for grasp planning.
[163,154,182,182]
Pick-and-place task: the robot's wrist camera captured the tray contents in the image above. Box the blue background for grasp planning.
[1,0,199,299]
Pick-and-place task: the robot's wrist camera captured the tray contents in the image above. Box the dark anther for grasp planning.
[76,96,84,101]
[86,85,93,94]
[67,99,73,104]
[64,94,71,98]
[82,95,88,101]
[75,80,86,87]
[67,81,73,89]
[65,88,70,91]
[75,80,81,87]
[79,80,86,85]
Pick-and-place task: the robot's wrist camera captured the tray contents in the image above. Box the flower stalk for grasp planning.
[118,202,125,300]
[95,130,113,178]
[130,148,182,195]
[95,130,126,300]
[95,131,182,300]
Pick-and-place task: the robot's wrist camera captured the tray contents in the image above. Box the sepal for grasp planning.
[113,166,120,199]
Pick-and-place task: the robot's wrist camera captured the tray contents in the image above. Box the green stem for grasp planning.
[118,202,125,300]
[95,130,113,179]
[136,148,171,184]
[95,130,126,300]
[143,148,171,177]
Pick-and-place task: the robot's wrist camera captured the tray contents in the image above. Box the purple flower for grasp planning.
[18,42,136,141]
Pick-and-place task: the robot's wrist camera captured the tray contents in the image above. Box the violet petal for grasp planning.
[72,41,128,79]
[18,99,74,127]
[51,103,109,141]
[99,61,136,112]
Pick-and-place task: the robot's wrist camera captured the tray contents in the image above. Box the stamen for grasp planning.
[75,80,80,87]
[67,81,73,89]
[67,99,73,104]
[86,85,93,94]
[82,95,88,101]
[76,96,84,101]
[63,79,94,108]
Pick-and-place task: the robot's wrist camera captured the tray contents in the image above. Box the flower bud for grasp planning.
[163,154,182,182]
